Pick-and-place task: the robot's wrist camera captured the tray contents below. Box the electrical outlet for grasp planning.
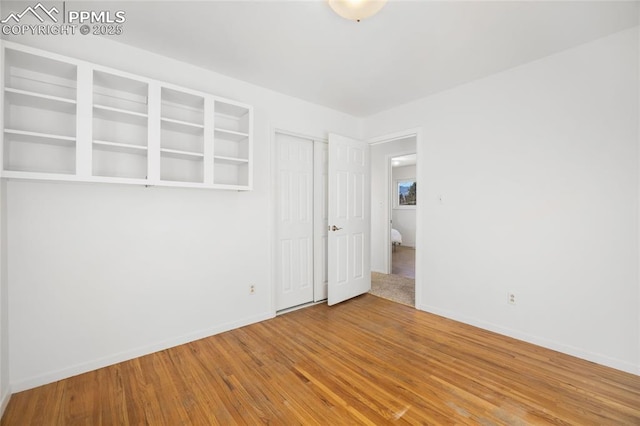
[250,285,255,295]
[508,292,516,305]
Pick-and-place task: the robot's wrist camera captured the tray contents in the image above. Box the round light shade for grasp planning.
[328,0,387,22]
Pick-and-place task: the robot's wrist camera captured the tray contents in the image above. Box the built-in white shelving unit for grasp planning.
[1,42,253,190]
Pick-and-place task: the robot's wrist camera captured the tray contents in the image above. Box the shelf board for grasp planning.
[211,182,251,191]
[161,117,205,132]
[5,87,76,105]
[157,180,208,188]
[94,104,148,122]
[214,155,249,165]
[93,140,148,156]
[214,128,249,142]
[89,175,149,186]
[161,148,204,161]
[1,170,81,181]
[4,128,76,146]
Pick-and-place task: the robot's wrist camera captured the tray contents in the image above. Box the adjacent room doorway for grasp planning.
[369,133,418,307]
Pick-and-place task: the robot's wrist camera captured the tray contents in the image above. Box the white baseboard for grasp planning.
[277,300,325,315]
[11,311,275,393]
[417,303,639,376]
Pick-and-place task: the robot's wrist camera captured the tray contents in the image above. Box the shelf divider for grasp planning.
[77,63,92,177]
[147,82,161,183]
[204,96,215,184]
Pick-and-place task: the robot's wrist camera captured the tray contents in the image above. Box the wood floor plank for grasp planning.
[2,294,639,425]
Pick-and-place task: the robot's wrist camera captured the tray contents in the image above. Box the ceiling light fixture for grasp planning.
[328,0,387,22]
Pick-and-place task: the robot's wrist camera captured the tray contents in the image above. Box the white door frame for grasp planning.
[368,128,422,308]
[313,140,329,302]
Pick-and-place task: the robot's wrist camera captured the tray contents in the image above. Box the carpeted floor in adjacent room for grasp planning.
[369,272,415,306]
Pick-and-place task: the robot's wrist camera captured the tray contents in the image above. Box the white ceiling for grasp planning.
[42,1,640,116]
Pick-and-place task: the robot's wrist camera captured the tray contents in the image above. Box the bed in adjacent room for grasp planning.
[391,228,403,251]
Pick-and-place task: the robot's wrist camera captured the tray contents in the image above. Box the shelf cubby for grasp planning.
[93,70,148,115]
[91,70,149,179]
[3,52,77,173]
[161,121,204,155]
[4,48,77,100]
[160,154,204,183]
[213,129,249,160]
[212,101,251,187]
[93,106,148,147]
[213,159,249,187]
[4,93,76,137]
[3,129,75,174]
[93,142,147,180]
[214,101,250,134]
[161,87,204,126]
[160,87,205,183]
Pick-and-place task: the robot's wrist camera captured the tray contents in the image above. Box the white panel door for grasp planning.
[275,133,314,311]
[313,141,328,301]
[327,133,371,305]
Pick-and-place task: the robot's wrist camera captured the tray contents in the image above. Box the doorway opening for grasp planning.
[369,134,418,307]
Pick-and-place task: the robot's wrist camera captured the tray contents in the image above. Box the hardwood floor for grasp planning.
[3,294,639,425]
[392,245,415,279]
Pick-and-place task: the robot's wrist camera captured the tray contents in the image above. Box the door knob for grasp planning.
[331,225,343,231]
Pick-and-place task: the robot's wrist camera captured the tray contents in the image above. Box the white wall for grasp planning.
[2,35,362,391]
[392,165,417,248]
[370,137,416,273]
[365,28,640,374]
